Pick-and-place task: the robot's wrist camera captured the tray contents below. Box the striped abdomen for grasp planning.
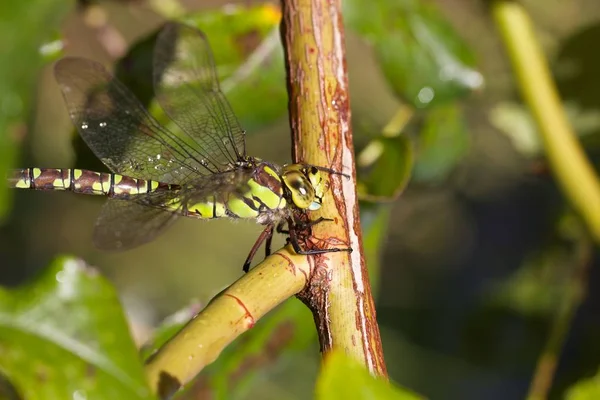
[8,164,288,221]
[7,168,175,198]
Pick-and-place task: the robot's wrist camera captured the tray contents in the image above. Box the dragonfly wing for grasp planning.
[93,197,180,251]
[94,167,257,250]
[153,22,246,170]
[54,57,219,183]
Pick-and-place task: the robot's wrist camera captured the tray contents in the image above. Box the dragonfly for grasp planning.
[6,22,350,272]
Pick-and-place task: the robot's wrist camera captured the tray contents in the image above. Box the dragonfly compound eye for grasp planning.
[282,170,316,209]
[306,168,327,207]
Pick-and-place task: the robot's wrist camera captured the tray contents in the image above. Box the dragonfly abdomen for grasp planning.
[7,168,174,198]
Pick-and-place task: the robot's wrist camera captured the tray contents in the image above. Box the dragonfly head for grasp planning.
[281,164,327,211]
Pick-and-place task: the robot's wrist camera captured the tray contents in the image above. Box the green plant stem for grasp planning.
[281,0,387,377]
[492,0,600,242]
[144,246,311,398]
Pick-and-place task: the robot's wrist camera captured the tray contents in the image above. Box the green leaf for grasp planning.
[361,203,393,294]
[567,373,600,400]
[485,248,570,316]
[0,0,69,220]
[207,300,313,397]
[486,213,588,316]
[344,0,482,108]
[315,350,422,400]
[357,136,414,201]
[490,101,600,157]
[412,103,469,183]
[39,31,65,63]
[121,4,286,132]
[197,299,317,399]
[489,102,540,157]
[183,5,286,130]
[140,301,203,362]
[0,257,154,400]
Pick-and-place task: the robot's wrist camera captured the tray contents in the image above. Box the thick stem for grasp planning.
[280,0,387,377]
[144,246,311,398]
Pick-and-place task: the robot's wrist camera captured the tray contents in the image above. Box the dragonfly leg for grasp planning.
[298,216,333,229]
[287,217,353,256]
[276,220,289,235]
[280,216,332,235]
[296,246,352,256]
[287,222,304,255]
[243,224,274,273]
[265,225,274,258]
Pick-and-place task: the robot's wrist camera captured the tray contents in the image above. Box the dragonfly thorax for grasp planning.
[280,164,327,211]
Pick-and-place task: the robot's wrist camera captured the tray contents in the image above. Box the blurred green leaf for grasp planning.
[412,103,469,183]
[0,0,69,219]
[121,4,286,132]
[361,203,392,294]
[315,350,422,400]
[140,301,203,362]
[344,0,482,108]
[141,296,317,399]
[184,5,286,130]
[489,102,540,157]
[486,212,589,316]
[358,136,414,201]
[485,248,570,316]
[567,373,600,400]
[0,257,154,400]
[491,101,600,158]
[188,299,316,399]
[39,31,66,63]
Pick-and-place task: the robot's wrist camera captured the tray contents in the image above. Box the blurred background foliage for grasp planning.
[2,0,600,399]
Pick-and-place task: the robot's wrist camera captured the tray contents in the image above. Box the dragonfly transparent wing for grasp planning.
[153,22,246,170]
[55,57,220,184]
[93,167,257,250]
[94,195,180,251]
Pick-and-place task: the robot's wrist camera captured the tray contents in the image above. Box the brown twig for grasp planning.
[280,0,387,376]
